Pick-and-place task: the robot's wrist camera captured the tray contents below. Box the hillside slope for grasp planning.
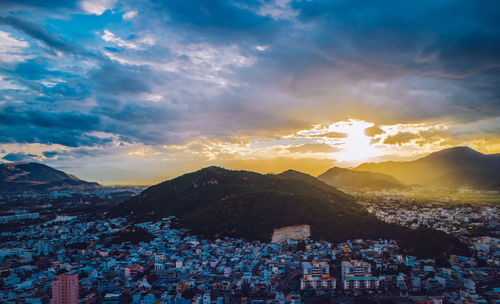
[318,167,405,191]
[355,146,500,189]
[116,166,468,258]
[0,162,100,192]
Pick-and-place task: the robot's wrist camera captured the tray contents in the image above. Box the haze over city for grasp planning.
[1,0,499,184]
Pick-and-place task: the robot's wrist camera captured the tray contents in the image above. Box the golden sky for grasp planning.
[3,117,499,184]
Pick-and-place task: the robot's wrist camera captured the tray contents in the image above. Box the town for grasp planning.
[363,198,499,242]
[0,196,498,304]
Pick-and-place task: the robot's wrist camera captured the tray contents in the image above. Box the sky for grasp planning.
[0,0,499,184]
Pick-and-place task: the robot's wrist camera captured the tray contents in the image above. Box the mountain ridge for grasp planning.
[0,162,100,192]
[115,166,469,258]
[354,146,500,189]
[318,167,405,191]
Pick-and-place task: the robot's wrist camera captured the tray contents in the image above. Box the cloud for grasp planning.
[1,0,500,183]
[2,151,37,161]
[415,129,447,147]
[90,61,153,94]
[0,103,111,147]
[42,151,60,158]
[41,147,114,160]
[0,0,75,9]
[151,0,286,44]
[287,143,337,153]
[0,15,76,54]
[12,59,65,80]
[449,116,500,138]
[80,0,116,15]
[311,132,348,139]
[383,132,420,146]
[102,30,139,49]
[365,125,384,137]
[290,0,500,78]
[0,30,30,63]
[272,0,500,123]
[101,30,155,51]
[123,10,138,20]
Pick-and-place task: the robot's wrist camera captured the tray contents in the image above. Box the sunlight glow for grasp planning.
[327,119,379,163]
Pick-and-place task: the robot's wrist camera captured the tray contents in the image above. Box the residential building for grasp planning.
[300,261,336,290]
[50,273,79,304]
[341,260,380,290]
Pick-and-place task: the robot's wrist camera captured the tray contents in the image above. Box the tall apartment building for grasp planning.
[300,261,336,290]
[50,273,79,304]
[341,260,380,290]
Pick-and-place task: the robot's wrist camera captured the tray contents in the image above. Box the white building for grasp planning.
[300,261,336,290]
[341,260,380,290]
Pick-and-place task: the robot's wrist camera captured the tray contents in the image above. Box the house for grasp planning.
[125,265,144,277]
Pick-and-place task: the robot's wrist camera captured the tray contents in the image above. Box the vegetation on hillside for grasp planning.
[355,146,500,189]
[318,167,405,191]
[115,166,469,258]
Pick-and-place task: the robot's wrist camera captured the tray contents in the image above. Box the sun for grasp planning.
[326,119,379,163]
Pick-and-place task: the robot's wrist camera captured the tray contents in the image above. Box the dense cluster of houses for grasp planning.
[0,211,499,303]
[0,211,40,224]
[366,203,499,239]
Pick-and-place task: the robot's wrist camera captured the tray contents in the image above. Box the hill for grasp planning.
[355,146,500,189]
[274,169,354,199]
[115,166,468,258]
[0,162,100,192]
[318,167,405,191]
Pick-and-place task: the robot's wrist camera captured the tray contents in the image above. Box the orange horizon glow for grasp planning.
[1,118,499,185]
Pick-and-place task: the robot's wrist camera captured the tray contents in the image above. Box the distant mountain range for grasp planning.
[354,146,500,189]
[116,166,468,258]
[318,167,405,191]
[0,162,100,192]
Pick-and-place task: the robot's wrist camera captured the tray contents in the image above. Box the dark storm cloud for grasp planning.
[93,107,181,145]
[0,103,109,147]
[2,152,37,162]
[0,60,93,103]
[42,148,110,160]
[150,0,286,44]
[42,151,59,158]
[0,126,111,148]
[26,110,99,130]
[84,61,183,144]
[289,0,500,79]
[0,15,77,54]
[159,0,266,28]
[0,0,76,9]
[42,81,90,100]
[0,52,177,147]
[12,60,66,80]
[90,61,153,94]
[221,0,500,124]
[0,19,174,146]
